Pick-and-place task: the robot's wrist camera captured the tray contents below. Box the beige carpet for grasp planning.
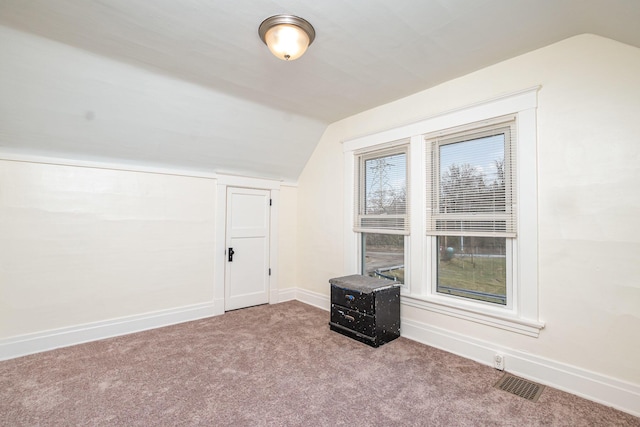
[1,301,638,426]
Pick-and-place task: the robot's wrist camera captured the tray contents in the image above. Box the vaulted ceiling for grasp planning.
[1,0,639,180]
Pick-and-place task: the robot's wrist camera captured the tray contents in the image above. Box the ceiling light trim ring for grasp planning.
[258,15,316,47]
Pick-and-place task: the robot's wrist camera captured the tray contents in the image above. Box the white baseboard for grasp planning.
[277,287,297,303]
[0,302,218,361]
[3,288,638,417]
[402,317,640,417]
[292,288,331,311]
[283,287,639,417]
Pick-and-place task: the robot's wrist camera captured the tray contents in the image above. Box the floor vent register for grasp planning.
[494,373,546,402]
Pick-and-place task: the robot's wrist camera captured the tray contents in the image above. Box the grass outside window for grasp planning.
[437,236,506,305]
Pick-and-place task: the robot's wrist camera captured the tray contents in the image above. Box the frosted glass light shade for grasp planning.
[264,24,309,61]
[259,15,315,61]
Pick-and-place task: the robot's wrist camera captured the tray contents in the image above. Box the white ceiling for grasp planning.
[1,0,640,180]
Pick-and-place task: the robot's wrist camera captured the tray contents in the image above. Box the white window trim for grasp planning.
[343,87,545,337]
[354,143,410,235]
[353,141,411,288]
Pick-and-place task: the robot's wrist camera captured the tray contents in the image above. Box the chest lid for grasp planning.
[329,274,399,293]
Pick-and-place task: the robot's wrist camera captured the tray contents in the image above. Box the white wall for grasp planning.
[296,34,640,411]
[0,159,294,359]
[1,21,638,413]
[0,23,306,357]
[0,160,216,338]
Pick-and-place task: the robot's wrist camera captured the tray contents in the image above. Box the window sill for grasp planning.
[401,294,545,337]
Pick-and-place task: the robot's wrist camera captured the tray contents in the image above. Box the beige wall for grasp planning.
[296,34,640,385]
[0,160,216,338]
[277,185,299,290]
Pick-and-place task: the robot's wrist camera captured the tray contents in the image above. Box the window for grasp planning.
[362,233,405,283]
[426,117,516,307]
[355,145,408,284]
[343,87,542,336]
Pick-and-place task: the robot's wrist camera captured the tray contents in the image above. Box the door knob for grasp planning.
[228,247,235,262]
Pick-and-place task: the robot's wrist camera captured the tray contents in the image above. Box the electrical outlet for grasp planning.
[494,354,505,371]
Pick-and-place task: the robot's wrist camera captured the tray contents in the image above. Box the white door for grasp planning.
[225,187,271,311]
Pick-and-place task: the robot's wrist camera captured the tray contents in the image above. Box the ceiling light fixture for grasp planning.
[258,15,315,61]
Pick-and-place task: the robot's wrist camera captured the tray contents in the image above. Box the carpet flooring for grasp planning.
[1,301,638,426]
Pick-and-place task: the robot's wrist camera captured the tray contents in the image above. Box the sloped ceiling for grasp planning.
[1,0,639,181]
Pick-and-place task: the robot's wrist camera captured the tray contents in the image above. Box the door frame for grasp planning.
[213,174,280,315]
[224,186,271,311]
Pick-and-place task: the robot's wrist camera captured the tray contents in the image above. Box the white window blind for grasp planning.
[355,146,409,235]
[426,117,517,237]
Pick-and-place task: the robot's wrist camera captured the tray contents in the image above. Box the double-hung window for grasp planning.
[354,144,409,284]
[426,116,517,307]
[344,87,542,336]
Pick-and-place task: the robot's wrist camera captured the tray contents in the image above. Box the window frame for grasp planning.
[426,116,517,309]
[426,117,517,238]
[430,236,514,309]
[353,142,411,288]
[343,87,544,337]
[354,144,410,235]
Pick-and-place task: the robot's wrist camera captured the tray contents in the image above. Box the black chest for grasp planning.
[329,275,401,347]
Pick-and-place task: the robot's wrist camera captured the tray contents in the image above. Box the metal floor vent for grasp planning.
[494,373,545,402]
